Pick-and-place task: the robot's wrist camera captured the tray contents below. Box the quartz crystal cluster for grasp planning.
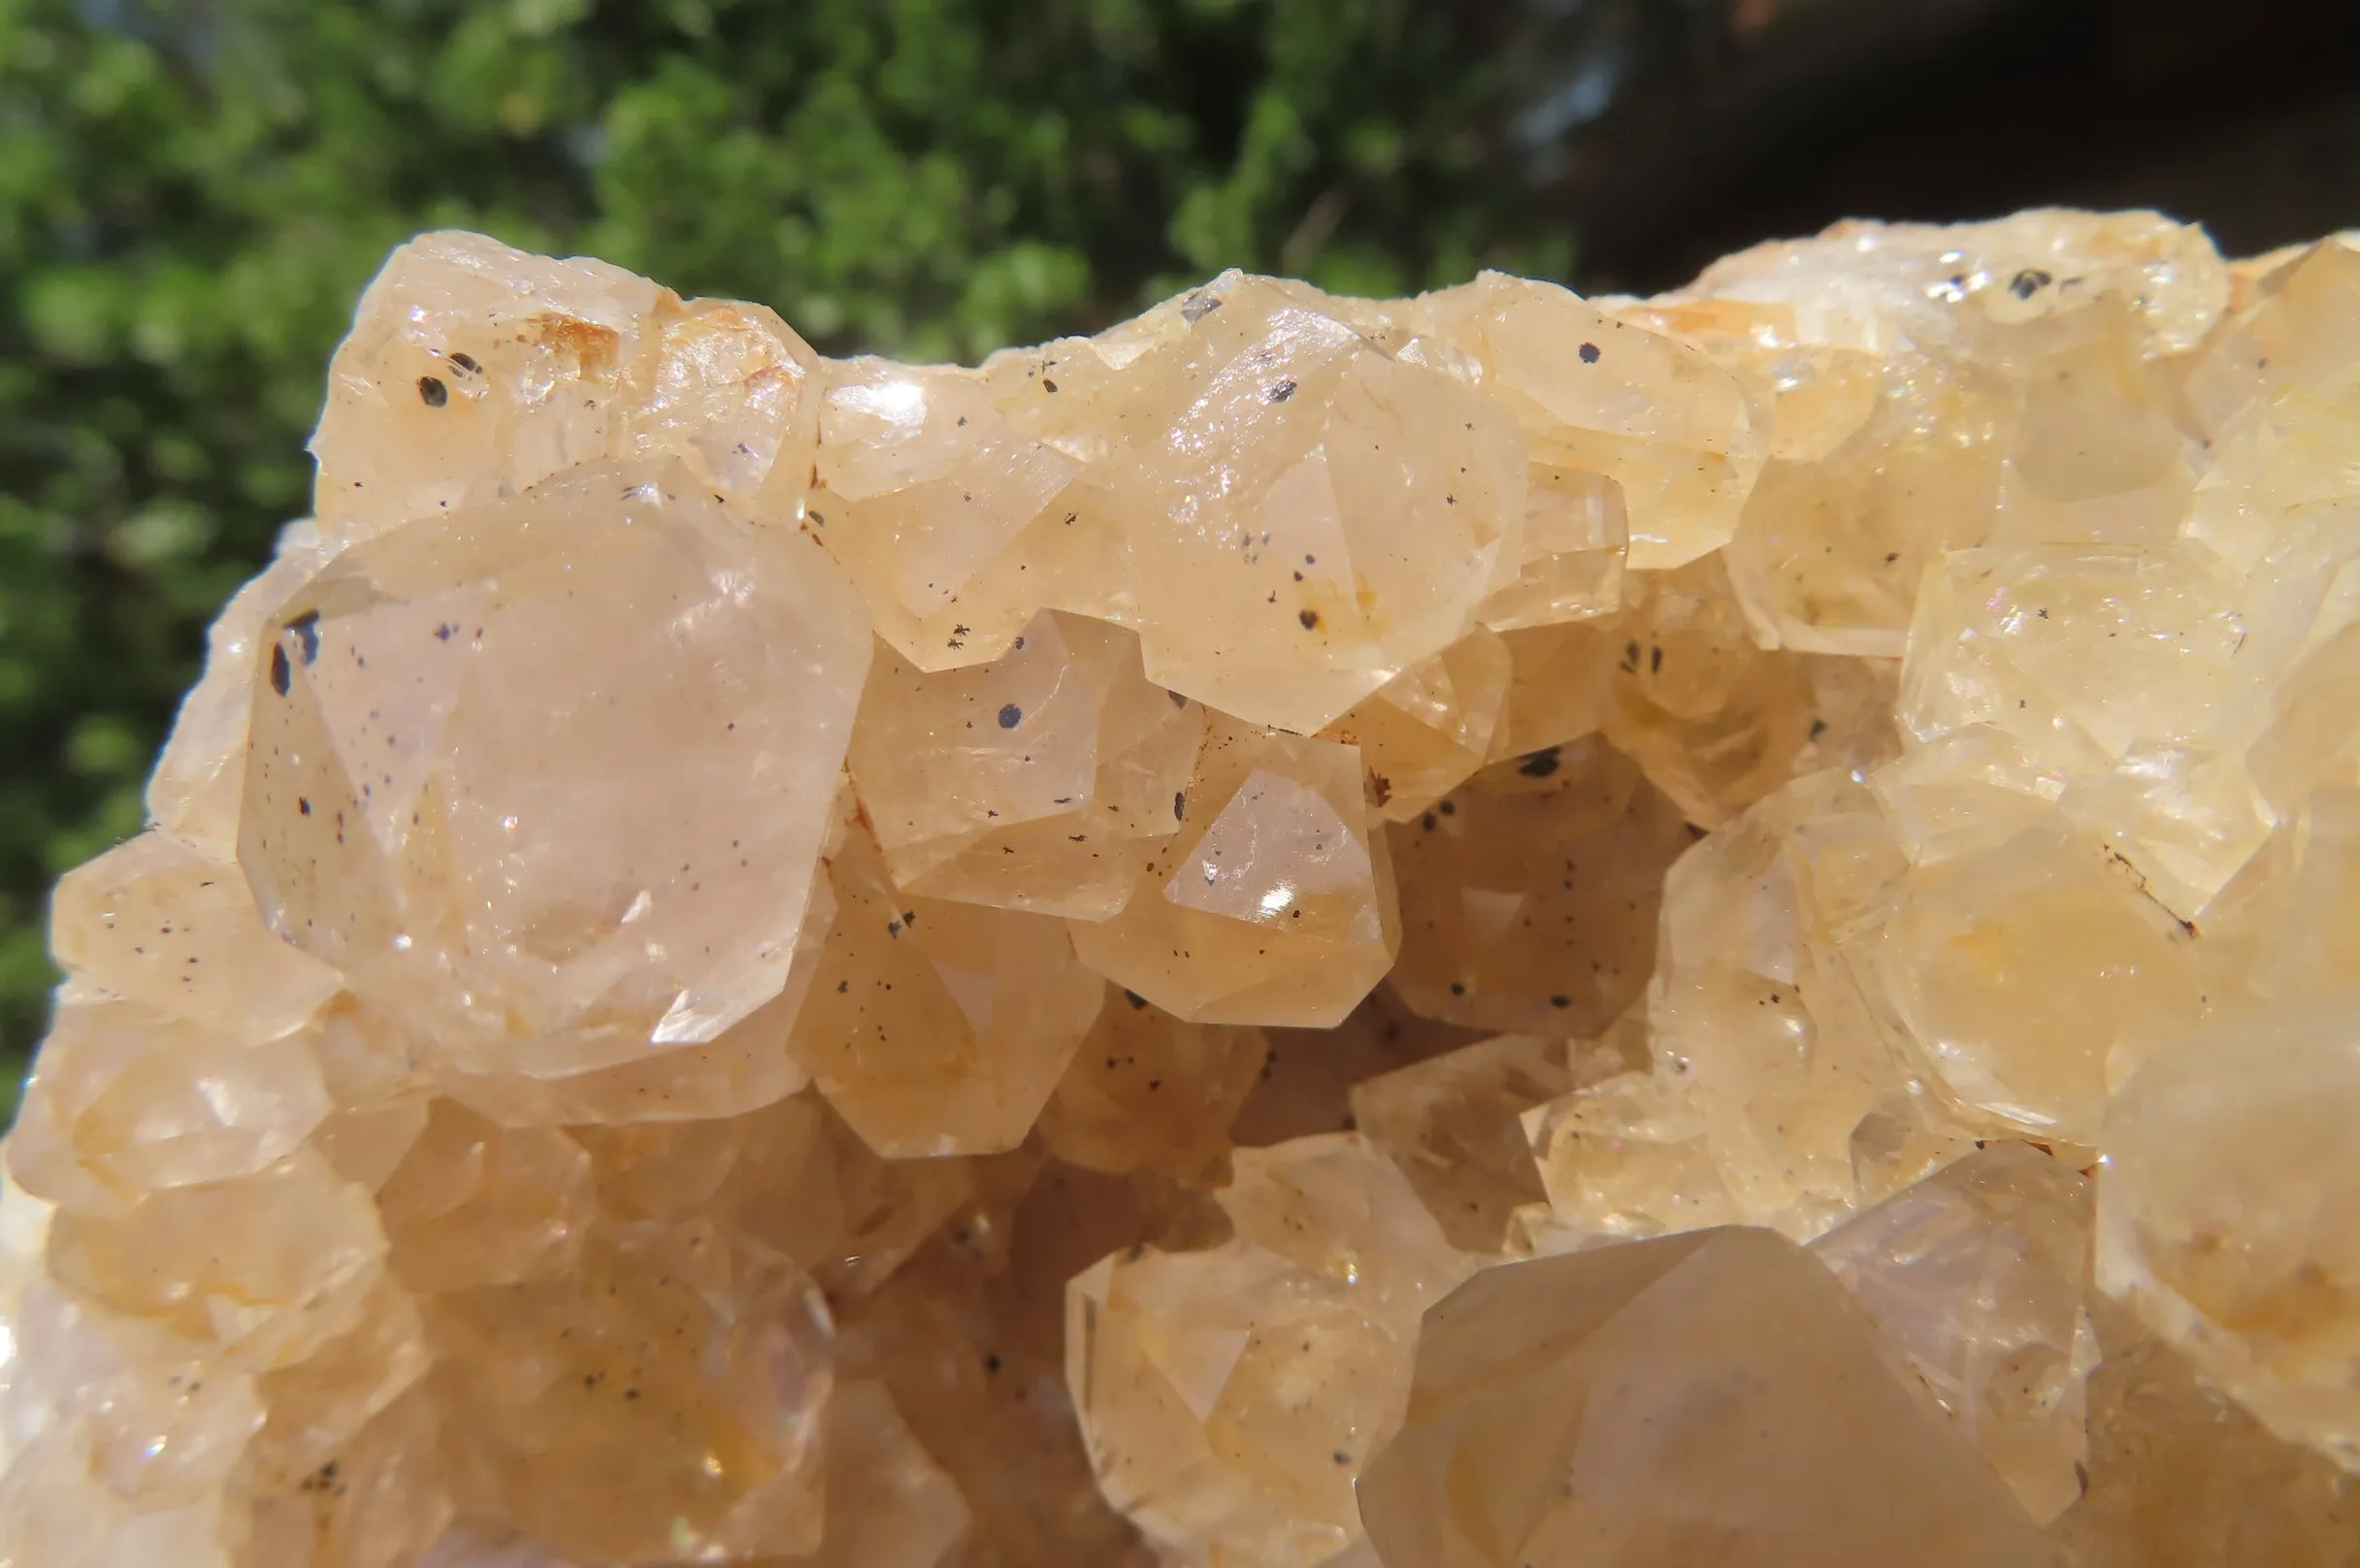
[9,211,2360,1567]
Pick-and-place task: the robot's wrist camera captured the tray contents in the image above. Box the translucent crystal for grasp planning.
[1318,628,1511,824]
[1598,554,1819,828]
[2185,235,2360,441]
[49,832,340,1042]
[1873,821,2212,1141]
[409,1380,967,1568]
[2051,1298,2360,1566]
[1900,543,2248,782]
[1721,359,2010,655]
[46,1148,387,1372]
[1812,1140,2098,1522]
[312,235,664,546]
[374,1102,594,1291]
[422,1226,833,1563]
[1385,738,1690,1037]
[24,209,2360,1567]
[842,1159,1173,1568]
[1357,1226,2055,1568]
[1350,1032,1581,1252]
[2098,1004,2360,1468]
[1038,986,1267,1187]
[1487,620,1622,763]
[1111,275,1525,734]
[241,459,869,1075]
[1641,770,1963,1235]
[1676,210,2226,361]
[1522,1050,1743,1245]
[312,233,819,547]
[1070,716,1399,1027]
[812,356,1093,670]
[788,804,1106,1158]
[148,522,340,861]
[846,610,1204,918]
[1067,1136,1478,1568]
[9,998,332,1215]
[1409,272,1762,571]
[1232,990,1484,1149]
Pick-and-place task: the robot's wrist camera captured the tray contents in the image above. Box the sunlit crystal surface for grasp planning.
[1068,1137,1478,1568]
[13,214,2360,1567]
[1357,1227,2056,1568]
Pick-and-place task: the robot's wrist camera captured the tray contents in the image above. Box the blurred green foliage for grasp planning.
[0,0,1574,1097]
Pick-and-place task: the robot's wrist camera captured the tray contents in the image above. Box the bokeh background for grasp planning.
[7,0,2360,1105]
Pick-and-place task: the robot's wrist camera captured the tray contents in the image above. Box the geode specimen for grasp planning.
[6,210,2360,1567]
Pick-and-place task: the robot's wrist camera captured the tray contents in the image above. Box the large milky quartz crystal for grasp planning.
[10,210,2360,1568]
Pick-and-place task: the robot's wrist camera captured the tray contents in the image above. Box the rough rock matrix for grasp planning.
[8,211,2360,1567]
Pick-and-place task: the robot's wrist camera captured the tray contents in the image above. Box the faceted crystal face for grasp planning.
[0,1269,269,1566]
[28,212,2360,1568]
[1522,1050,1745,1246]
[1113,275,1526,734]
[45,1149,389,1372]
[7,1277,267,1509]
[1319,627,1512,824]
[1486,619,1622,762]
[1995,301,2201,546]
[787,807,1107,1158]
[1721,360,2011,657]
[311,233,669,546]
[2187,235,2360,442]
[1596,553,1823,829]
[1070,716,1400,1027]
[803,1148,1165,1567]
[1386,738,1691,1038]
[1875,823,2212,1142]
[1409,272,1762,571]
[1350,1032,1581,1253]
[1620,299,1879,466]
[1901,543,2249,779]
[847,610,1205,918]
[424,1228,833,1564]
[1038,985,1267,1187]
[448,1375,977,1568]
[49,831,341,1043]
[611,296,823,524]
[148,524,342,862]
[1481,466,1627,633]
[1233,989,1487,1150]
[435,968,821,1130]
[2234,785,2360,1010]
[375,1102,594,1293]
[1675,209,2228,362]
[1067,1136,1478,1568]
[280,1391,454,1568]
[241,459,870,1076]
[2052,1298,2360,1568]
[8,998,332,1216]
[314,234,819,549]
[1357,1226,2057,1568]
[812,356,1094,670]
[1812,1141,2098,1523]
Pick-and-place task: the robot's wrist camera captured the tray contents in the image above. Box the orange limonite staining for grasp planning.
[9,211,2360,1568]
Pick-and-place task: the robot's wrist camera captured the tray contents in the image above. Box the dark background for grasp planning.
[5,0,2358,1099]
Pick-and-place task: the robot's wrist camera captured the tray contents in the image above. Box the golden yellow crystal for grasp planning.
[14,214,2360,1568]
